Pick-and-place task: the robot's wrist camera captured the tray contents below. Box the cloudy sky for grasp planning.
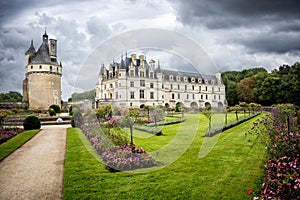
[1,0,299,100]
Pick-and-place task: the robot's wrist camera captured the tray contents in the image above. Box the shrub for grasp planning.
[69,105,80,116]
[48,108,56,116]
[72,111,83,128]
[49,104,61,113]
[23,116,41,130]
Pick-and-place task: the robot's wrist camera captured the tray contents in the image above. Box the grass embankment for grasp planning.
[64,113,265,199]
[0,129,40,161]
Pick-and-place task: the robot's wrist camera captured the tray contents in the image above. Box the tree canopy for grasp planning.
[0,91,22,102]
[222,62,300,106]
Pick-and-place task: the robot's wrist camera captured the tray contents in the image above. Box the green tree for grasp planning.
[0,91,22,102]
[236,77,257,103]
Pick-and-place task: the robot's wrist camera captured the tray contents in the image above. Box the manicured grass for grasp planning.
[0,129,40,161]
[64,114,266,199]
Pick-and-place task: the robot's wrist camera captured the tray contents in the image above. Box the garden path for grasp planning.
[0,124,70,200]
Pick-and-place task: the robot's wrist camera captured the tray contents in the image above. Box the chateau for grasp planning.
[95,54,226,109]
[23,31,62,110]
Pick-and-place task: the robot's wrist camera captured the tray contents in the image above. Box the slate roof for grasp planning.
[25,40,36,55]
[26,32,59,65]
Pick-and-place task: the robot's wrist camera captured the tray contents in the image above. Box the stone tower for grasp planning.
[23,30,62,110]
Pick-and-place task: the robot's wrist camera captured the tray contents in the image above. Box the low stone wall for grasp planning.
[0,102,28,110]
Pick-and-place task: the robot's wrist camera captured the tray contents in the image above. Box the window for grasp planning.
[162,83,164,89]
[139,90,145,99]
[193,94,195,99]
[212,87,214,92]
[130,70,134,77]
[170,75,173,81]
[110,84,113,88]
[104,94,107,99]
[39,65,42,69]
[116,92,118,99]
[115,82,118,88]
[50,66,52,71]
[201,94,203,99]
[214,95,216,100]
[150,92,154,99]
[219,95,221,100]
[171,84,173,89]
[150,72,154,78]
[199,86,201,91]
[140,71,145,77]
[140,80,145,87]
[31,66,33,69]
[205,86,208,91]
[104,85,107,89]
[178,93,180,99]
[177,76,180,81]
[130,91,134,99]
[187,94,189,99]
[192,85,194,90]
[206,94,208,100]
[110,93,112,99]
[150,83,154,88]
[172,93,175,99]
[130,81,134,87]
[185,85,187,90]
[191,77,195,82]
[119,73,121,77]
[178,85,180,90]
[219,87,221,92]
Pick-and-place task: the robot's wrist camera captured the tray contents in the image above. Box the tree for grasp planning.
[120,108,139,145]
[0,91,22,102]
[236,77,257,102]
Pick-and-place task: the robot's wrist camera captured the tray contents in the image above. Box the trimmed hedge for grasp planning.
[23,115,41,130]
[205,112,261,137]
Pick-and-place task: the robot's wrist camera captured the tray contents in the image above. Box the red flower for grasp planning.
[248,189,253,195]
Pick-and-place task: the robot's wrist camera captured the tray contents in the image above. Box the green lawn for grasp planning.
[64,113,265,199]
[0,129,40,161]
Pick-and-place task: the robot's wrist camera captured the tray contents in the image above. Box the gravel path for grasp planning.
[0,125,70,200]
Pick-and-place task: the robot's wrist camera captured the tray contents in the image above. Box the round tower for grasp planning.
[23,30,62,110]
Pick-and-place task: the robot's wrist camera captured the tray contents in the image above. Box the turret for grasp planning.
[25,40,36,65]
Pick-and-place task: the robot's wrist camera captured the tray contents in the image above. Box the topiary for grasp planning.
[49,104,61,113]
[23,115,41,130]
[48,108,56,116]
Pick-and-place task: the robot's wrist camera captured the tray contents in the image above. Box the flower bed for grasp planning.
[0,127,23,144]
[248,105,300,199]
[78,114,159,172]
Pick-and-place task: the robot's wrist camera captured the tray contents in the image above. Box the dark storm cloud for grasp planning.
[172,0,300,28]
[171,0,300,54]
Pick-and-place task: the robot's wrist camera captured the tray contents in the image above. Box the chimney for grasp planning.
[131,54,136,65]
[49,39,57,58]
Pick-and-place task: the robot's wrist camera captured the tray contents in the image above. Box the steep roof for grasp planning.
[29,32,59,65]
[25,40,36,55]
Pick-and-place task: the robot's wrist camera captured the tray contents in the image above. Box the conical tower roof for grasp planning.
[25,40,36,55]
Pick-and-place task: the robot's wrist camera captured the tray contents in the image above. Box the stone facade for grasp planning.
[23,31,62,110]
[95,54,226,109]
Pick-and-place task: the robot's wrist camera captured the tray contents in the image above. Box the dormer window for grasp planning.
[177,76,180,81]
[170,75,173,81]
[191,77,195,82]
[184,76,187,82]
